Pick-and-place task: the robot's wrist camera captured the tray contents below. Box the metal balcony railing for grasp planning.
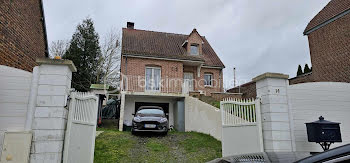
[120,75,184,94]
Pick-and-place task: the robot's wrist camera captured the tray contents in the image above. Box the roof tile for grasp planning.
[122,28,225,67]
[304,0,350,34]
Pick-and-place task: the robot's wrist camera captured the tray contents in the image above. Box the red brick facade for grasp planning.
[306,13,350,83]
[121,56,224,95]
[0,0,48,72]
[121,25,225,96]
[227,81,257,99]
[183,66,223,95]
[289,72,315,85]
[210,93,242,101]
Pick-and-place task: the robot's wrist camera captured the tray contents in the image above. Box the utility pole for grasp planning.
[233,67,236,87]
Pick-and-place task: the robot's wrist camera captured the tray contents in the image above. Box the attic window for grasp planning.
[190,44,199,55]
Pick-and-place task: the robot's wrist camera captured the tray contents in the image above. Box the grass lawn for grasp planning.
[94,128,222,163]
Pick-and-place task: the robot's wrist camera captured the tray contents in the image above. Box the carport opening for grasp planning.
[135,102,169,119]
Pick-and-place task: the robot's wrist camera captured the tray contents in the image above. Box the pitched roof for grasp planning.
[122,28,225,68]
[304,0,350,34]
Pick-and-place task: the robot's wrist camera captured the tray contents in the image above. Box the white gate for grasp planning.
[63,92,98,163]
[220,98,264,156]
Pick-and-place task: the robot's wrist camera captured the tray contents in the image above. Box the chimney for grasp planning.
[127,22,134,29]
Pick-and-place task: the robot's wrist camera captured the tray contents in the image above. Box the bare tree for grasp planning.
[97,28,121,90]
[49,40,69,58]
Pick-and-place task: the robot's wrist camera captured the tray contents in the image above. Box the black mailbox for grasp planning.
[305,116,342,151]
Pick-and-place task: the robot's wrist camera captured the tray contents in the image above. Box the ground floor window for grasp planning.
[204,73,213,86]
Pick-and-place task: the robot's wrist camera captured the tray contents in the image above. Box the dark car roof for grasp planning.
[296,144,350,163]
[209,144,350,163]
[208,152,311,163]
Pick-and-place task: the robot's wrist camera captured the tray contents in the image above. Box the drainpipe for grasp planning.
[125,55,128,75]
[39,0,49,57]
[219,69,223,92]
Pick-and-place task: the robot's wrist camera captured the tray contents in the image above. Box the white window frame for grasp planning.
[204,73,213,86]
[145,67,161,92]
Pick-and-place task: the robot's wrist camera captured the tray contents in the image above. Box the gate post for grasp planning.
[253,73,294,152]
[30,58,76,163]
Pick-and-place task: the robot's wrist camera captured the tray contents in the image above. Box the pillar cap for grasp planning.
[252,72,289,82]
[36,58,77,72]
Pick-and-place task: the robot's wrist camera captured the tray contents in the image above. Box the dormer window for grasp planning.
[190,44,199,55]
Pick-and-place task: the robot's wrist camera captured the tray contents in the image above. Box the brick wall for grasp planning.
[183,66,223,96]
[121,57,184,93]
[0,0,47,72]
[307,13,350,83]
[210,93,242,101]
[227,81,257,99]
[121,57,223,95]
[289,72,315,85]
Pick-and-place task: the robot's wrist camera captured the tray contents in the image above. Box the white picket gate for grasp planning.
[63,92,98,163]
[221,98,259,126]
[220,98,264,157]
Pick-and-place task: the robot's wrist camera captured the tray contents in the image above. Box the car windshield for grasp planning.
[137,109,164,115]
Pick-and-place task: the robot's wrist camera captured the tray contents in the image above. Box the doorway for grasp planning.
[183,72,194,94]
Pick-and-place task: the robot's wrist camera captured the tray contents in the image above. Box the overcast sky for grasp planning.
[43,0,330,88]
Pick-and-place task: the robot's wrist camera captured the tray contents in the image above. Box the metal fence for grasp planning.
[120,75,183,94]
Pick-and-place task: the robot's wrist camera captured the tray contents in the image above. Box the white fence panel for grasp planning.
[0,65,33,158]
[221,98,264,157]
[0,65,32,131]
[288,82,350,152]
[63,92,98,163]
[184,96,222,140]
[221,98,257,126]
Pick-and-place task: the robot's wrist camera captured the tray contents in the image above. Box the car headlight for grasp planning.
[133,117,141,122]
[159,118,167,123]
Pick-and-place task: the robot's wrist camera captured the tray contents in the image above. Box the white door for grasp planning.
[183,72,194,94]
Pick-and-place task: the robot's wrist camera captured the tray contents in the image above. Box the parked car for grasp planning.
[131,106,168,135]
[208,144,350,163]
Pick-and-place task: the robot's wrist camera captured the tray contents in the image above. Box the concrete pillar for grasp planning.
[30,58,76,163]
[119,92,126,131]
[253,73,294,152]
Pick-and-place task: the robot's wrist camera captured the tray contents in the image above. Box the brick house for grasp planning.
[229,0,350,97]
[119,22,225,130]
[0,0,48,72]
[289,0,350,84]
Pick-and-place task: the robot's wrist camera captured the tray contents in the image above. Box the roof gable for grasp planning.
[304,0,350,34]
[187,28,204,43]
[122,28,225,67]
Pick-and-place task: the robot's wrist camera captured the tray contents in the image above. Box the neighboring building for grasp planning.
[227,81,256,99]
[0,0,48,72]
[119,22,225,130]
[229,0,350,96]
[290,0,350,84]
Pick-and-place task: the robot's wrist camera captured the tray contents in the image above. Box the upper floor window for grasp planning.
[145,67,161,91]
[204,73,213,86]
[190,44,199,55]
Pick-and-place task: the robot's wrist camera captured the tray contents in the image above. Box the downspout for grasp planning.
[219,69,223,92]
[125,55,128,75]
[39,0,49,57]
